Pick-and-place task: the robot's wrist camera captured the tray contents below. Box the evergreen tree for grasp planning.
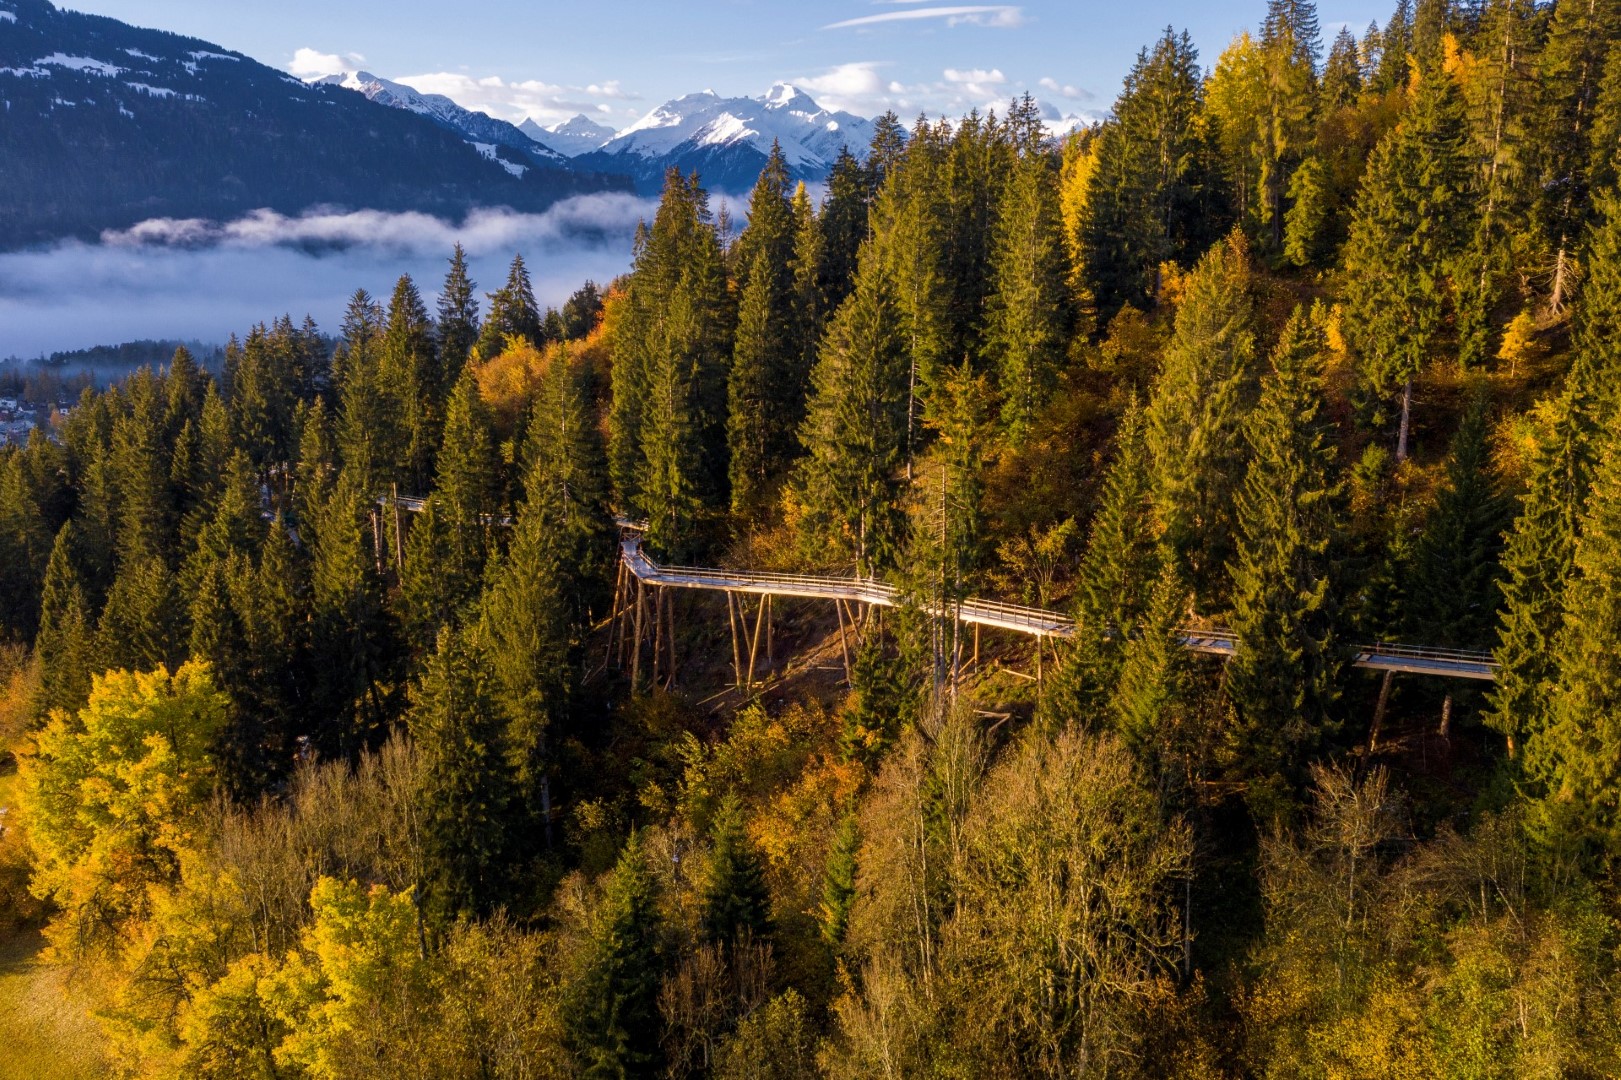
[701,794,772,946]
[726,148,802,520]
[1487,391,1587,752]
[0,449,49,641]
[1527,426,1621,858]
[98,554,184,674]
[1342,62,1474,460]
[1109,566,1196,781]
[794,248,909,577]
[820,148,870,311]
[411,626,513,919]
[1258,0,1323,249]
[985,149,1072,440]
[475,253,543,358]
[819,813,860,947]
[307,476,397,757]
[437,243,481,377]
[1372,0,1414,95]
[1408,391,1510,650]
[1084,27,1228,316]
[1224,307,1344,782]
[380,274,442,491]
[610,170,734,555]
[570,831,665,1079]
[1145,232,1257,608]
[35,521,95,718]
[334,288,395,497]
[1075,401,1159,641]
[1321,26,1364,108]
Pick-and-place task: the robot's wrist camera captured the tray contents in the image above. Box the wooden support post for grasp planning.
[973,623,980,670]
[1035,633,1043,692]
[664,588,677,687]
[765,595,774,670]
[606,562,626,669]
[835,600,853,686]
[1367,670,1394,753]
[391,484,405,572]
[652,586,664,688]
[370,509,384,575]
[746,595,767,694]
[631,581,646,690]
[727,592,743,688]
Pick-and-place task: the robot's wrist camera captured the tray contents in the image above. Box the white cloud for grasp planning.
[791,61,892,113]
[823,5,1025,30]
[287,47,364,80]
[943,66,1006,96]
[391,71,633,126]
[1039,75,1091,101]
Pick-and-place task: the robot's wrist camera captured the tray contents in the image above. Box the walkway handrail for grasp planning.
[383,495,1498,682]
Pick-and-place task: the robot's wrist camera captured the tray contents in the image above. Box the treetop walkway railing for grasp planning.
[378,496,1498,684]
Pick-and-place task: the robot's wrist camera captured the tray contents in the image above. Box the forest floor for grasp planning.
[0,927,111,1080]
[0,766,112,1080]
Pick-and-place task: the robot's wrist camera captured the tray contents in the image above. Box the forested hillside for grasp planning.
[7,0,1621,1075]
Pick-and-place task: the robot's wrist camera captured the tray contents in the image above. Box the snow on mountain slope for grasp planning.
[521,113,618,158]
[573,82,874,193]
[317,70,567,170]
[605,83,872,169]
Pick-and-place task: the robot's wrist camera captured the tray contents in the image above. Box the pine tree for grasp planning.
[727,149,801,520]
[1084,27,1228,316]
[308,475,397,757]
[1258,0,1323,249]
[819,813,860,947]
[985,149,1072,441]
[1075,401,1159,641]
[1526,425,1621,858]
[1372,0,1413,95]
[437,243,481,378]
[1145,232,1257,609]
[1408,391,1510,650]
[334,288,395,497]
[570,831,665,1078]
[35,521,95,718]
[701,794,772,946]
[1224,306,1344,779]
[475,253,543,358]
[1342,62,1474,460]
[98,554,184,674]
[411,625,513,919]
[0,449,49,641]
[820,148,870,312]
[794,248,909,578]
[1487,391,1587,752]
[1109,566,1195,776]
[380,274,442,491]
[1321,25,1363,108]
[610,170,735,554]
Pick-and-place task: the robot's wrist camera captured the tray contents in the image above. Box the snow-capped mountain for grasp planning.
[572,83,877,193]
[317,70,566,176]
[0,0,628,249]
[521,114,618,158]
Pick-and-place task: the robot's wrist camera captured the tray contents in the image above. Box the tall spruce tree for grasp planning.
[1526,425,1621,858]
[35,521,95,718]
[1224,306,1344,782]
[1144,232,1257,609]
[986,148,1073,441]
[701,794,772,946]
[1342,61,1475,460]
[1084,27,1228,316]
[570,831,666,1079]
[1408,391,1510,650]
[437,243,481,378]
[794,248,909,577]
[475,253,544,358]
[411,625,513,919]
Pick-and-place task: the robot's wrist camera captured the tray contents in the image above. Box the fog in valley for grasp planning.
[0,192,675,359]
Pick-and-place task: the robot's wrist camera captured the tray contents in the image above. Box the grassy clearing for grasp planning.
[0,928,111,1080]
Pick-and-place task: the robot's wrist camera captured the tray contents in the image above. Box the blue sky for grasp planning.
[61,0,1391,127]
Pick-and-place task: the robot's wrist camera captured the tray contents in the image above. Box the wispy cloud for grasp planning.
[392,70,640,125]
[1039,76,1092,102]
[822,5,1025,31]
[288,47,365,79]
